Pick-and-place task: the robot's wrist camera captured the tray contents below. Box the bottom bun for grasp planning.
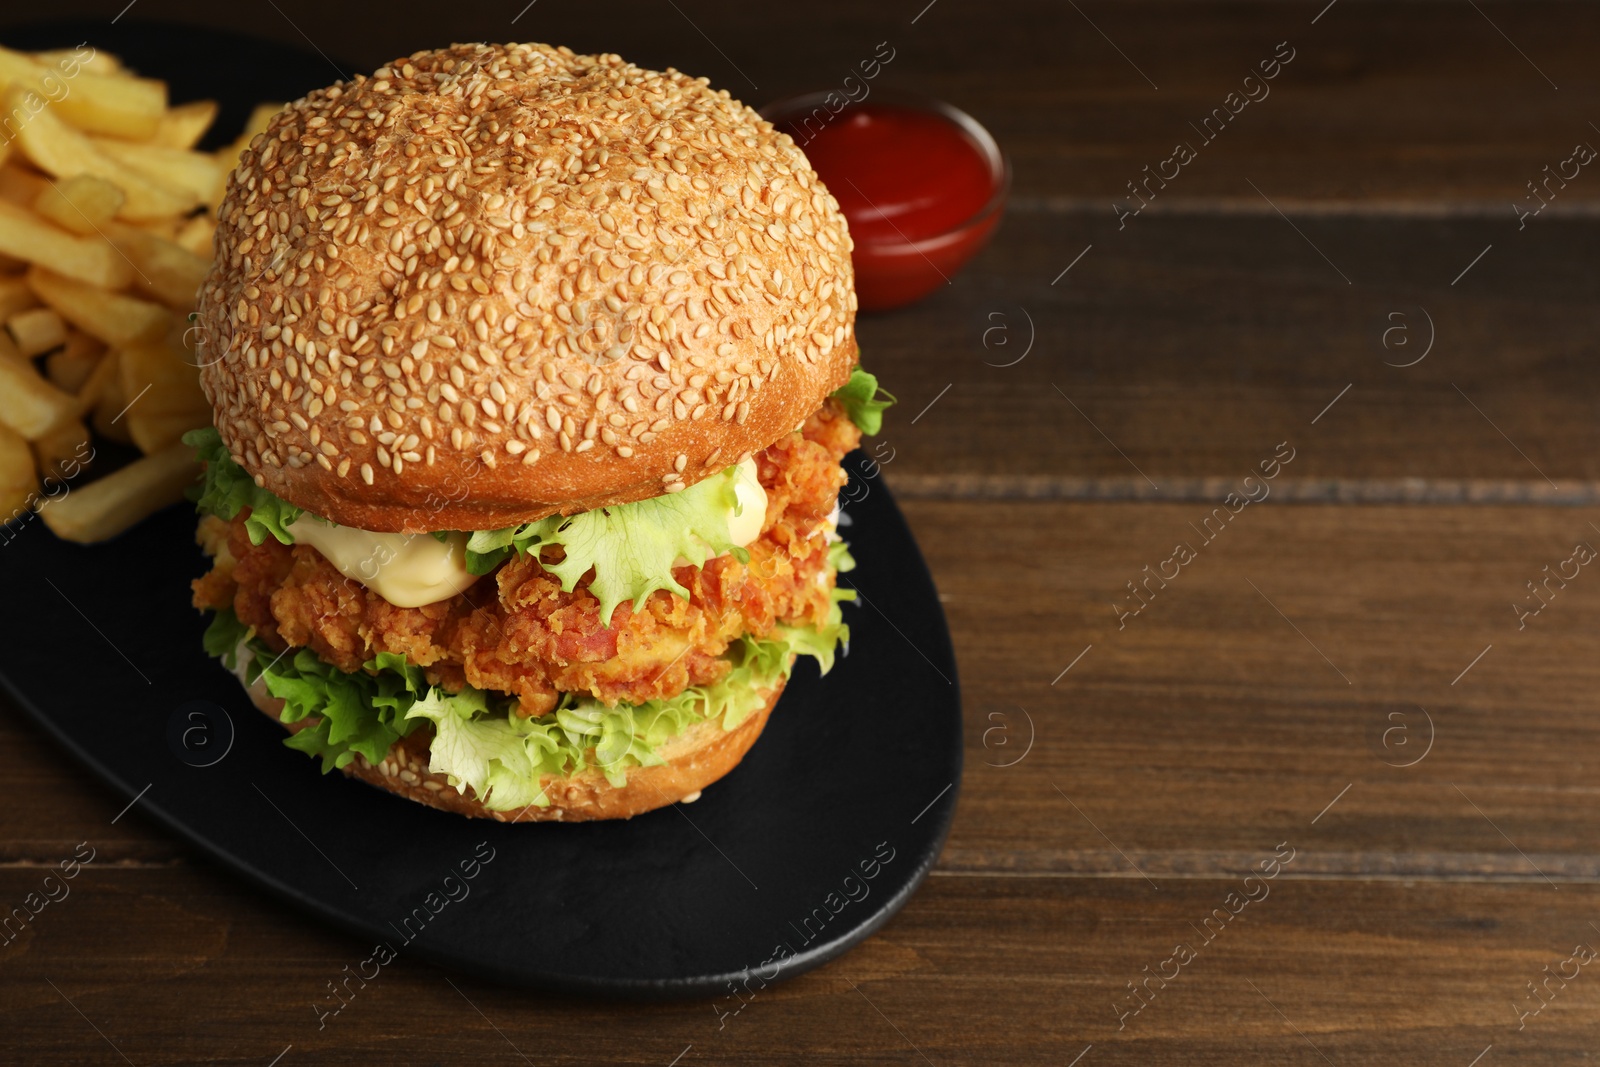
[239,669,787,822]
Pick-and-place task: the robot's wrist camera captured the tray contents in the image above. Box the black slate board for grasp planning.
[0,19,961,996]
[0,457,960,997]
[0,21,960,998]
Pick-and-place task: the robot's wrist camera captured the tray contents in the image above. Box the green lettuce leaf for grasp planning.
[183,426,303,546]
[184,443,762,628]
[405,602,847,808]
[461,523,541,574]
[202,588,850,811]
[204,610,440,772]
[201,606,250,669]
[777,593,854,677]
[183,425,819,635]
[831,366,895,435]
[463,463,752,625]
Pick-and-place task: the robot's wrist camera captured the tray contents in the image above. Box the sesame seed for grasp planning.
[193,41,853,518]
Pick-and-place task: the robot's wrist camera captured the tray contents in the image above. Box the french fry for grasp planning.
[7,305,66,356]
[94,138,225,205]
[0,355,77,438]
[216,102,283,170]
[0,47,286,544]
[75,345,119,412]
[38,441,195,543]
[90,368,133,446]
[57,74,168,140]
[31,174,125,235]
[31,417,92,482]
[150,99,218,150]
[0,327,25,366]
[0,273,36,321]
[27,266,170,347]
[44,329,104,392]
[0,421,35,523]
[0,200,134,288]
[130,215,181,241]
[106,222,208,309]
[9,87,196,220]
[54,71,169,141]
[119,333,207,419]
[0,47,167,140]
[28,48,123,78]
[0,45,56,90]
[173,214,215,257]
[127,409,206,453]
[0,165,48,206]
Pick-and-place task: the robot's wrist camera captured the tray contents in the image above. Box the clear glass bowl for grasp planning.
[761,91,1010,311]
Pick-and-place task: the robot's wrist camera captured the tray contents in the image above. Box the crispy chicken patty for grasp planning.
[193,400,861,714]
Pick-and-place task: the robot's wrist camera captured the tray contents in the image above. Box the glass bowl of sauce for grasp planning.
[763,92,1009,311]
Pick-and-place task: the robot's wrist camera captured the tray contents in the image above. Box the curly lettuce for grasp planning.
[462,463,752,624]
[832,366,895,435]
[203,594,849,811]
[184,429,756,626]
[203,608,436,771]
[182,427,303,546]
[187,367,880,630]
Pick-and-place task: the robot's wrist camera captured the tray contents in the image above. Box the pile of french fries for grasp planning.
[0,42,279,542]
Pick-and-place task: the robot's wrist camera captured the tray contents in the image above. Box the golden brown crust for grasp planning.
[196,41,858,533]
[238,665,786,821]
[191,401,857,713]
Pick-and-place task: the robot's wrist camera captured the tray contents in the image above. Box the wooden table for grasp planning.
[4,1,1600,1062]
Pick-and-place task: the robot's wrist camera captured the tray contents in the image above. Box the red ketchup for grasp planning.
[773,100,1006,310]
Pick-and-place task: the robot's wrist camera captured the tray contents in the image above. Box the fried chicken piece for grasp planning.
[194,400,861,713]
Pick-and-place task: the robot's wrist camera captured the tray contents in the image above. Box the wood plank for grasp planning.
[7,1,1596,210]
[897,500,1600,873]
[0,865,1594,1064]
[860,212,1600,491]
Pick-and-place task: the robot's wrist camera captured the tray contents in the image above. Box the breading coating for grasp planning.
[194,400,860,712]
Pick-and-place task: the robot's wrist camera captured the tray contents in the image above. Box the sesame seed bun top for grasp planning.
[196,42,858,533]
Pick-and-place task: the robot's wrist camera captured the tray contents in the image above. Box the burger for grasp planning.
[184,42,893,821]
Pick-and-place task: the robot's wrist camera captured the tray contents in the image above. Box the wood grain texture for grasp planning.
[1,865,1595,1066]
[859,212,1600,492]
[6,0,1597,211]
[901,501,1600,872]
[3,0,1600,1063]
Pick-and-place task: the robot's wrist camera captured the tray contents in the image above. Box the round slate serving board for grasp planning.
[0,22,961,997]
